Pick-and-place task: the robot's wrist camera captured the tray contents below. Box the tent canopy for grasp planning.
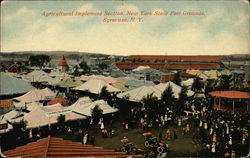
[67,97,118,116]
[79,75,118,84]
[14,88,56,102]
[117,86,162,102]
[73,79,120,94]
[209,91,250,99]
[22,70,52,83]
[55,78,83,88]
[0,72,35,96]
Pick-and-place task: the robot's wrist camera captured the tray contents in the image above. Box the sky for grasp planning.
[1,0,249,55]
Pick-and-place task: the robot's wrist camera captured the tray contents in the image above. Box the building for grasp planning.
[58,56,69,72]
[8,64,21,73]
[116,55,224,72]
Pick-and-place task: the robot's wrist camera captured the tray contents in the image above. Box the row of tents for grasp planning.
[0,96,118,133]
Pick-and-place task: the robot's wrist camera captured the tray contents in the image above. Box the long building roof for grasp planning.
[127,55,224,62]
[116,62,220,70]
[3,136,144,157]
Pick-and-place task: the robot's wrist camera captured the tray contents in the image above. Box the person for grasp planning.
[178,118,182,126]
[125,123,129,130]
[185,124,190,133]
[83,133,88,144]
[100,122,105,130]
[159,131,162,141]
[166,129,172,140]
[89,135,95,145]
[174,130,177,139]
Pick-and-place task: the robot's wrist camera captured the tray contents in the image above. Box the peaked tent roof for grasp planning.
[132,65,151,72]
[3,137,144,157]
[73,79,120,94]
[117,86,162,102]
[153,82,194,98]
[14,88,56,102]
[125,79,155,89]
[0,72,35,96]
[209,91,250,99]
[67,97,118,116]
[55,78,83,88]
[205,70,221,79]
[22,70,52,82]
[79,75,118,84]
[59,56,68,66]
[12,102,86,129]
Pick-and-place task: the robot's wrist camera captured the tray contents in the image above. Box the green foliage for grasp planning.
[160,85,175,113]
[28,55,51,67]
[91,105,103,122]
[57,114,66,125]
[99,86,111,100]
[142,93,160,120]
[191,77,204,93]
[98,63,108,70]
[79,60,90,74]
[173,71,182,86]
[218,75,233,90]
[12,120,27,132]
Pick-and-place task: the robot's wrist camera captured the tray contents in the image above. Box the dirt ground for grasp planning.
[58,120,203,157]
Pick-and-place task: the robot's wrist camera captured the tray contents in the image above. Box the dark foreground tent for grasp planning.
[3,136,144,157]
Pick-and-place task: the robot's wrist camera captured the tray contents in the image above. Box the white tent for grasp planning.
[67,97,118,116]
[117,86,162,102]
[22,70,52,82]
[73,79,121,94]
[79,75,118,84]
[182,78,194,87]
[12,102,86,129]
[66,97,92,112]
[132,66,151,72]
[14,88,56,102]
[205,70,221,79]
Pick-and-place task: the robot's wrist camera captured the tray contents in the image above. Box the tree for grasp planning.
[160,85,175,113]
[91,105,103,123]
[142,93,159,123]
[173,71,182,86]
[28,55,51,68]
[217,75,233,90]
[191,77,204,93]
[98,63,108,70]
[11,120,27,142]
[177,86,188,116]
[57,114,66,132]
[79,60,90,74]
[99,86,111,101]
[57,114,65,125]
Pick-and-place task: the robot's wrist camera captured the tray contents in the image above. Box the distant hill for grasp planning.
[0,51,125,61]
[0,51,249,61]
